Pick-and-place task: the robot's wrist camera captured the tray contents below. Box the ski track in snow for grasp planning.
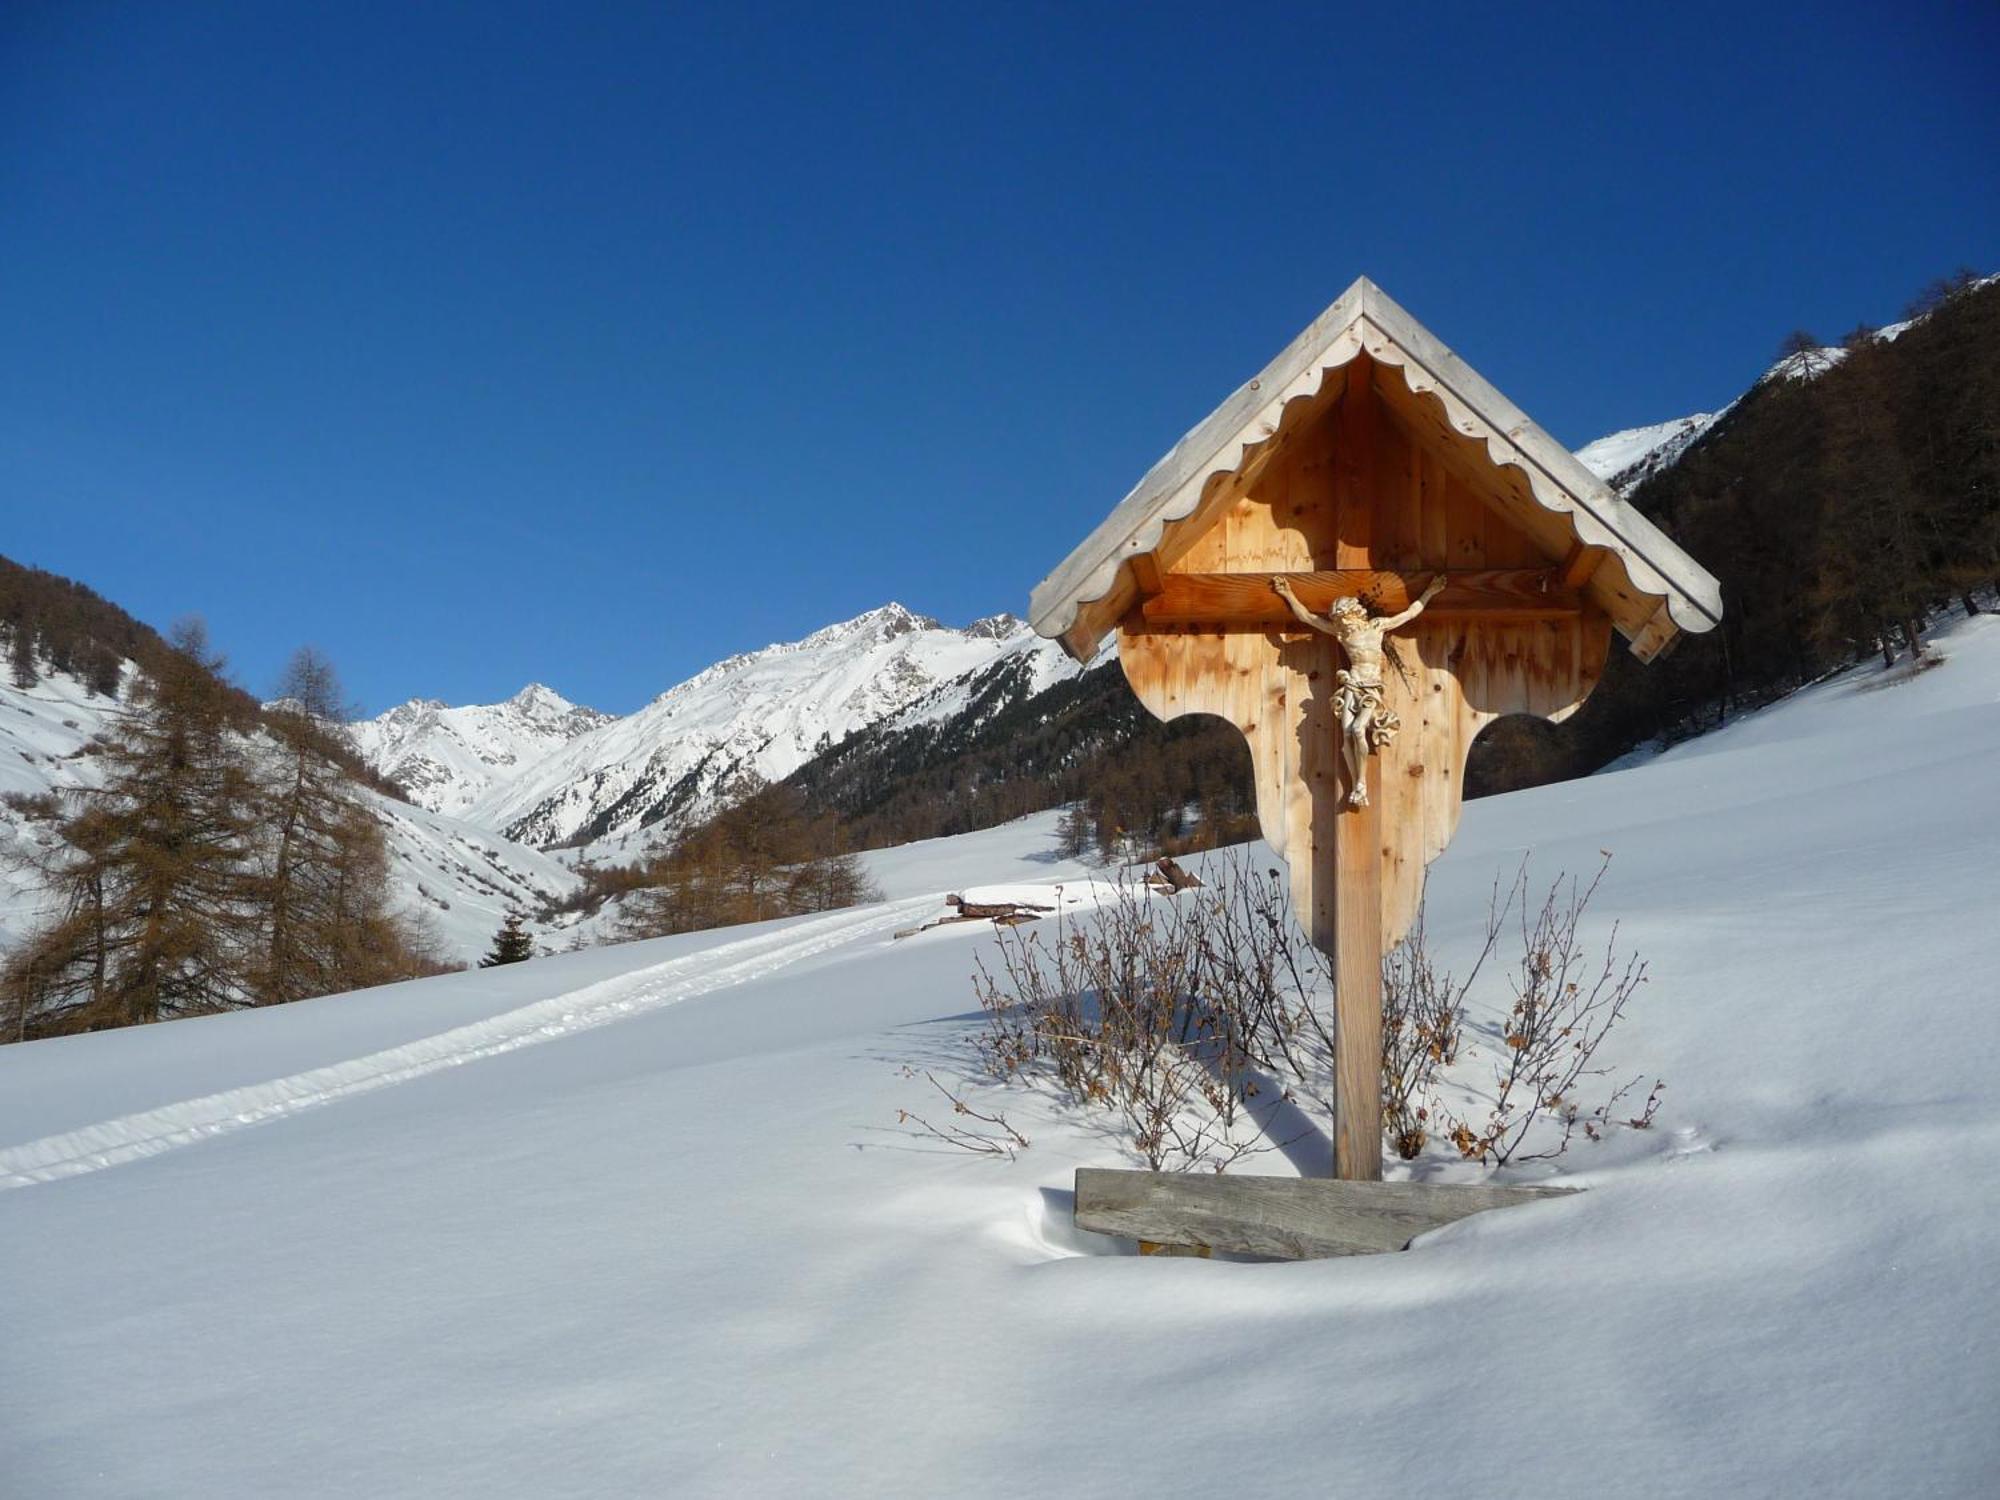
[0,896,937,1191]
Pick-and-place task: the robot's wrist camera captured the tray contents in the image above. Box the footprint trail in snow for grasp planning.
[0,897,936,1191]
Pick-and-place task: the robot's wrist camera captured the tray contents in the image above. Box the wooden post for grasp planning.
[1333,784,1384,1180]
[1331,350,1384,1182]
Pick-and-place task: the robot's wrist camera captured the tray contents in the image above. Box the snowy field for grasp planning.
[4,618,1999,1496]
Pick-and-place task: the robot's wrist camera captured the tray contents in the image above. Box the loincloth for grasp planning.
[1332,670,1400,750]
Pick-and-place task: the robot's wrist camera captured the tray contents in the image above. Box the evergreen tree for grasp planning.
[479,911,536,967]
[7,620,35,689]
[1054,803,1095,860]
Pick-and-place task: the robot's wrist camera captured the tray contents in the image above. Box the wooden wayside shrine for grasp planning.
[1029,277,1721,1257]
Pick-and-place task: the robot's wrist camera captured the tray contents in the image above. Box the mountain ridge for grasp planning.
[366,604,1078,853]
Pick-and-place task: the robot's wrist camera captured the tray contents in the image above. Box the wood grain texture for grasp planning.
[1137,569,1579,625]
[1074,1168,1574,1259]
[1114,371,1615,1180]
[1334,793,1383,1179]
[1028,276,1721,658]
[1115,376,1612,956]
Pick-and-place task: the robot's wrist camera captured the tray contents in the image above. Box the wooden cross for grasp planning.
[1109,357,1614,1181]
[1030,280,1719,1245]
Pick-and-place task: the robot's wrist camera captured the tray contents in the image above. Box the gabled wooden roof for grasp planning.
[1029,277,1723,661]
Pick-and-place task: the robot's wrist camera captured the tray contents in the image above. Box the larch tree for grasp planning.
[253,646,412,1003]
[3,620,260,1035]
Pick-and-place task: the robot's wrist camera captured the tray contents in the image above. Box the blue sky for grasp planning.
[2,2,1993,714]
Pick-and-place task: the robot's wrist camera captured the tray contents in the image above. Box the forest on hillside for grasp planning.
[1545,270,1998,773]
[1,616,449,1042]
[0,555,407,800]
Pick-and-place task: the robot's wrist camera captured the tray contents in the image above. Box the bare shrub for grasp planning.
[972,857,1309,1173]
[1438,856,1659,1166]
[961,850,1656,1173]
[1380,892,1502,1160]
[895,1069,1030,1160]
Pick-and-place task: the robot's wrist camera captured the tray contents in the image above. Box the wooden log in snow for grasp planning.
[946,894,1057,921]
[1074,1168,1574,1259]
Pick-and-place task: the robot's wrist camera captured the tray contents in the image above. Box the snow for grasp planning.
[1571,281,1998,501]
[1573,412,1720,496]
[853,806,1096,899]
[3,616,1999,1495]
[351,604,1081,856]
[348,683,615,822]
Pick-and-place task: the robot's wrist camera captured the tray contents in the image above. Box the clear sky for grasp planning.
[2,2,1993,715]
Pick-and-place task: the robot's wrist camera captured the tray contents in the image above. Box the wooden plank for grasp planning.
[1335,352,1375,567]
[1075,1169,1574,1259]
[1627,598,1680,662]
[1129,551,1164,596]
[1027,278,1722,661]
[1333,789,1383,1180]
[1139,570,1578,626]
[1560,540,1605,590]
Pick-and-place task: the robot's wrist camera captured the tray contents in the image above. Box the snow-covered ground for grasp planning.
[3,616,1998,1496]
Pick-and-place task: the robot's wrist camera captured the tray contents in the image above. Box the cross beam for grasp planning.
[1136,569,1580,628]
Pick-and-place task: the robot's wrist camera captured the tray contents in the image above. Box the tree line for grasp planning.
[4,554,176,699]
[1543,268,1999,773]
[782,652,1261,865]
[551,783,880,941]
[3,624,448,1042]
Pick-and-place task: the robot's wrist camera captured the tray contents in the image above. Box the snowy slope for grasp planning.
[0,660,578,964]
[1574,411,1720,496]
[349,683,613,821]
[461,604,1075,850]
[3,614,1997,1496]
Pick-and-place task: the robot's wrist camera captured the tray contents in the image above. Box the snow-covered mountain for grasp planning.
[0,656,579,964]
[1574,412,1721,497]
[349,683,614,821]
[360,604,1078,853]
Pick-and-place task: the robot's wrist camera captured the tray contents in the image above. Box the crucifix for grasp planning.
[1270,571,1445,808]
[1030,281,1718,1247]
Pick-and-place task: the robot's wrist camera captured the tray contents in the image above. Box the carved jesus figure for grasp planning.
[1272,573,1447,808]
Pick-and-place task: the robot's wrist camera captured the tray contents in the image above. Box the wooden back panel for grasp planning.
[1117,354,1612,954]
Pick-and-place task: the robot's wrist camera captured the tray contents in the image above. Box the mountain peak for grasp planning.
[963,612,1024,641]
[797,603,942,650]
[508,682,574,713]
[859,602,937,636]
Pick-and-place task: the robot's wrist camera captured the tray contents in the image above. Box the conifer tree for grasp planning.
[479,911,536,967]
[8,620,35,689]
[252,647,420,1002]
[3,620,258,1034]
